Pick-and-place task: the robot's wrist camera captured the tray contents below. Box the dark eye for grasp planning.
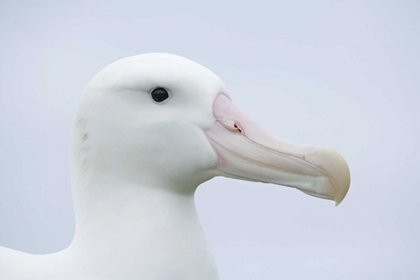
[151,87,169,102]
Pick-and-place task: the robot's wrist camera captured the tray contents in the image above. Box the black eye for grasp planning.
[151,87,169,103]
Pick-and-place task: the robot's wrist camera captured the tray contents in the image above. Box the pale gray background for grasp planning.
[0,1,419,279]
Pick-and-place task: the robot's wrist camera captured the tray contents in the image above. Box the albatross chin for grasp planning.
[0,53,350,279]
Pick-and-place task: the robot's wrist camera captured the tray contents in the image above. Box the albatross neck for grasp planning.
[70,180,204,250]
[64,179,219,279]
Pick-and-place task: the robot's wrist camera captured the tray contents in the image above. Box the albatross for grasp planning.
[0,53,350,279]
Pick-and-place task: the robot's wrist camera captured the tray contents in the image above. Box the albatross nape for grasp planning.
[0,53,350,280]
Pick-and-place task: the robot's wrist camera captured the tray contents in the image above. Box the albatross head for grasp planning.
[72,53,350,205]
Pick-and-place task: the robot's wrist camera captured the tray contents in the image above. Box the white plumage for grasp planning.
[0,53,350,279]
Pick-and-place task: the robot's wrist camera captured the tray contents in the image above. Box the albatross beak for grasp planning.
[205,94,350,205]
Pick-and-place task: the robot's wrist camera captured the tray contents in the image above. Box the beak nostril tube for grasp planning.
[219,119,243,133]
[233,123,243,133]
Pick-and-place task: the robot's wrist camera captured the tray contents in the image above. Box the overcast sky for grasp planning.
[0,1,419,279]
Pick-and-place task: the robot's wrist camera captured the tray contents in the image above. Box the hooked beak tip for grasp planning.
[319,148,350,207]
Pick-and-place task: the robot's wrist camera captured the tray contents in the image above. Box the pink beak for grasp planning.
[205,94,350,205]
